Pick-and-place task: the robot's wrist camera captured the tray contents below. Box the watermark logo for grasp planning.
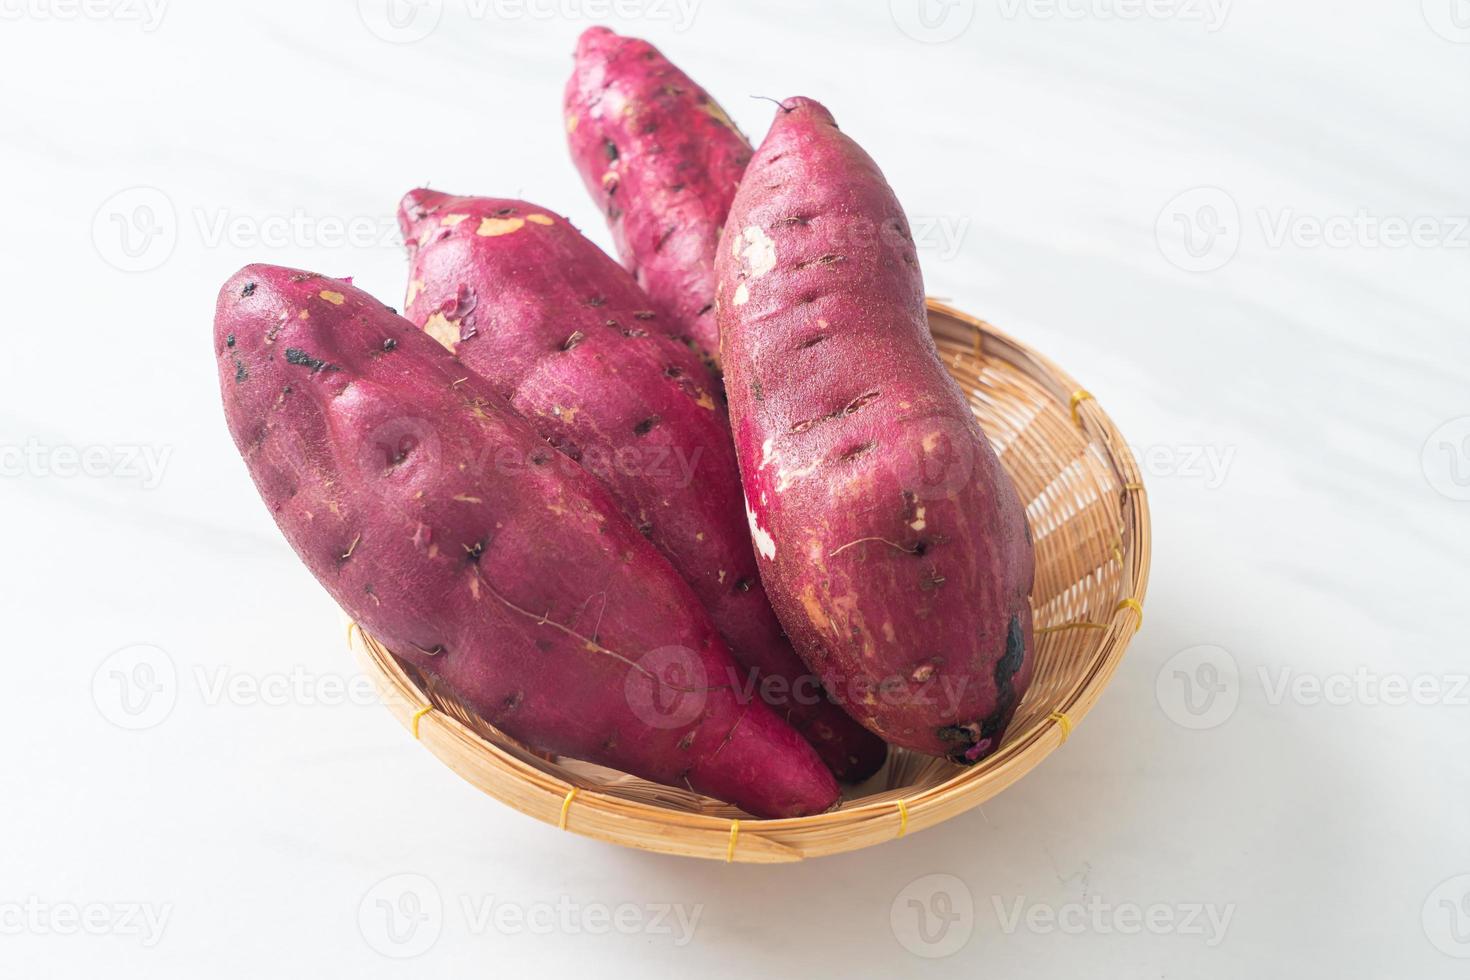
[359,874,443,958]
[625,646,708,730]
[891,874,975,958]
[890,0,976,43]
[358,0,444,43]
[92,644,178,731]
[1423,417,1470,501]
[1156,644,1238,730]
[92,187,177,273]
[1423,0,1470,43]
[1424,874,1470,958]
[1156,187,1240,273]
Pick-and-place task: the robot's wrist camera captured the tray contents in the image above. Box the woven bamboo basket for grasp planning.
[346,300,1150,863]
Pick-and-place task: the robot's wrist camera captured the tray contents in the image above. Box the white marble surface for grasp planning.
[3,1,1468,975]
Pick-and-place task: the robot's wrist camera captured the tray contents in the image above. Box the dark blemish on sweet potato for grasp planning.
[637,521,654,539]
[664,365,683,378]
[530,451,549,467]
[677,732,695,751]
[603,139,619,161]
[996,615,1025,684]
[944,616,1027,765]
[936,724,976,745]
[735,577,753,593]
[502,691,523,711]
[790,389,880,433]
[494,206,516,217]
[561,330,586,351]
[799,334,826,349]
[840,440,876,461]
[240,282,256,297]
[586,296,606,308]
[226,334,236,348]
[233,359,248,383]
[777,214,809,227]
[796,253,845,271]
[752,380,764,401]
[382,338,397,352]
[633,415,661,436]
[284,347,335,373]
[654,227,676,252]
[911,539,929,557]
[696,302,714,316]
[464,540,485,563]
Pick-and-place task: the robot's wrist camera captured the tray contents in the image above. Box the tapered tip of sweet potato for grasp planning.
[215,264,322,349]
[397,188,456,242]
[573,24,621,59]
[692,705,841,818]
[769,95,835,125]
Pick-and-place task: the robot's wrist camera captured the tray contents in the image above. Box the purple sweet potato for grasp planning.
[214,263,839,818]
[397,191,886,783]
[715,99,1036,763]
[564,26,750,366]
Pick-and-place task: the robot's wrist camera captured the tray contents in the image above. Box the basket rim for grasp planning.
[345,300,1152,862]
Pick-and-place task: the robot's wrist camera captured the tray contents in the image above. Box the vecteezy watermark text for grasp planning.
[0,0,167,30]
[0,898,172,947]
[1,438,171,489]
[358,873,701,958]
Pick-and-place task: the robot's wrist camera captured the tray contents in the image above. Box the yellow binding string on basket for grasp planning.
[1116,598,1144,627]
[896,800,910,839]
[1048,711,1073,743]
[726,820,741,862]
[1039,598,1144,635]
[410,705,432,740]
[558,787,579,831]
[1069,390,1094,426]
[346,621,359,646]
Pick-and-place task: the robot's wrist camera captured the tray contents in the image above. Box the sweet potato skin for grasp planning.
[716,99,1036,762]
[564,26,750,365]
[214,264,839,818]
[397,192,886,782]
